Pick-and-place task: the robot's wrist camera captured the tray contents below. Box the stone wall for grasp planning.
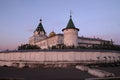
[0,50,120,67]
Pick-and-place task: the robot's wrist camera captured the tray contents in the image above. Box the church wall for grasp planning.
[78,38,101,45]
[47,36,59,46]
[58,35,63,44]
[36,39,48,49]
[29,36,35,45]
[35,35,63,49]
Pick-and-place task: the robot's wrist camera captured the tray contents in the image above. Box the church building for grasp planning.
[29,15,113,49]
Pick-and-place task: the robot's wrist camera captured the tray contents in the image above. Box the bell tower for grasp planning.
[29,19,47,44]
[34,19,46,36]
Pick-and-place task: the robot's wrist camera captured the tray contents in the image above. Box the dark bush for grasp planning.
[18,44,40,50]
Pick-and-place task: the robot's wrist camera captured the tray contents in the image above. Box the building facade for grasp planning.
[29,15,113,49]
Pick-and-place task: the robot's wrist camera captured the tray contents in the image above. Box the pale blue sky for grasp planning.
[0,0,120,50]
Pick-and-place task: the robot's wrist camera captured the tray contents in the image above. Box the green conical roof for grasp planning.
[62,16,79,31]
[35,19,45,33]
[66,16,76,28]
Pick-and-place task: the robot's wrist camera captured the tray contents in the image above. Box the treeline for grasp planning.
[49,44,120,51]
[18,44,40,50]
[18,44,120,51]
[90,44,120,51]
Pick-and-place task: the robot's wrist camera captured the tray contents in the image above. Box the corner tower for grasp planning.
[62,15,79,47]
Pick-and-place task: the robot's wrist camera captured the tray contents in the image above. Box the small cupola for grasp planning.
[49,31,56,37]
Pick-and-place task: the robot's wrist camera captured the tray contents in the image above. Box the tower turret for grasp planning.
[62,15,79,47]
[34,19,46,36]
[29,19,47,44]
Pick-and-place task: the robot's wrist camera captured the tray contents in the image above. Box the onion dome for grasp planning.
[49,31,56,37]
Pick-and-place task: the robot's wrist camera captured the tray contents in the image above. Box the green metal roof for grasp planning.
[35,19,45,33]
[62,16,79,31]
[66,17,76,28]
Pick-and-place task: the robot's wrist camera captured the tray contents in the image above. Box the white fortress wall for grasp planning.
[0,51,120,63]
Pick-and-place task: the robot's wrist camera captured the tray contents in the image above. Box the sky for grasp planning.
[0,0,120,50]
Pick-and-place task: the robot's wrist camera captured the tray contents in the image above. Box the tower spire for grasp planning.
[70,10,72,18]
[40,19,42,23]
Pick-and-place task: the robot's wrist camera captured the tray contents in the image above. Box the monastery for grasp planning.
[29,14,113,49]
[0,14,120,69]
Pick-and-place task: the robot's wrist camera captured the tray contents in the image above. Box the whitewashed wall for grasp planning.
[0,51,120,62]
[63,29,78,47]
[78,38,101,44]
[36,35,63,49]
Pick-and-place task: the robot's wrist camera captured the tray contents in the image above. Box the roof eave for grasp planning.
[62,27,79,31]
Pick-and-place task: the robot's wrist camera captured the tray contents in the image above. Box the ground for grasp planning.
[0,66,120,80]
[96,66,120,77]
[0,67,95,80]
